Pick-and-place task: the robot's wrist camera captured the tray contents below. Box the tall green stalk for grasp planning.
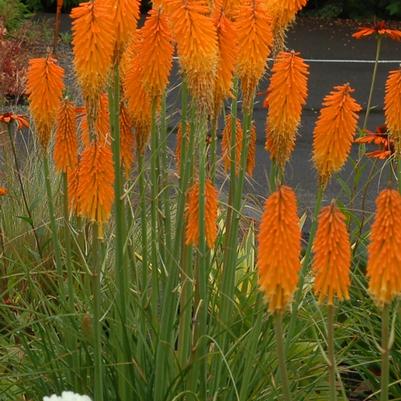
[380,304,390,401]
[274,312,291,401]
[108,63,130,400]
[327,304,337,401]
[43,154,64,293]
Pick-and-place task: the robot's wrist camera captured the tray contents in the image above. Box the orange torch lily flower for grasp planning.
[236,0,273,111]
[113,0,140,52]
[367,188,401,306]
[312,202,351,304]
[258,185,301,313]
[26,57,65,149]
[0,187,7,196]
[312,84,362,187]
[264,51,309,167]
[385,68,401,152]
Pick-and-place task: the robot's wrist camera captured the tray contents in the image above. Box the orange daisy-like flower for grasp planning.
[0,187,7,196]
[367,188,401,306]
[312,84,362,187]
[385,68,401,152]
[212,3,238,118]
[0,113,29,129]
[167,0,218,110]
[113,0,140,51]
[222,114,243,175]
[138,8,174,100]
[71,1,115,115]
[236,0,273,111]
[257,185,301,313]
[185,178,219,249]
[26,57,64,149]
[77,142,115,238]
[175,122,190,174]
[312,203,351,305]
[264,51,309,166]
[354,125,394,160]
[353,21,401,41]
[120,103,135,175]
[54,99,78,173]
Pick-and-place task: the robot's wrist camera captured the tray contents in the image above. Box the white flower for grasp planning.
[43,391,92,401]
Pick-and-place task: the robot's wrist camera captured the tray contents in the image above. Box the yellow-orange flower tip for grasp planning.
[246,122,256,176]
[265,51,309,166]
[77,142,115,232]
[257,185,301,313]
[113,0,140,51]
[167,0,218,111]
[212,5,238,118]
[312,203,351,305]
[312,84,362,187]
[385,68,401,152]
[176,122,190,174]
[367,188,401,306]
[0,187,7,196]
[268,0,307,32]
[221,114,243,175]
[71,1,115,111]
[236,0,273,111]
[185,179,219,249]
[138,8,174,100]
[26,57,65,149]
[120,104,135,175]
[54,99,78,173]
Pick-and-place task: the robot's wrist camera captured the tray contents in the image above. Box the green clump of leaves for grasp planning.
[0,0,30,32]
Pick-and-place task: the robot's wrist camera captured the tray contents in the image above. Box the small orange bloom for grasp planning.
[120,104,135,175]
[26,57,65,149]
[0,187,7,196]
[258,186,301,313]
[185,179,219,249]
[385,68,401,152]
[264,51,309,166]
[353,21,401,41]
[167,0,218,110]
[312,84,361,187]
[221,114,243,175]
[236,0,273,111]
[71,1,115,113]
[0,113,29,129]
[77,142,115,237]
[312,203,351,304]
[54,99,78,173]
[367,188,401,306]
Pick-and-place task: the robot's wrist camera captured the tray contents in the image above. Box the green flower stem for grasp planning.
[363,37,382,131]
[43,154,64,294]
[109,63,131,401]
[7,123,43,258]
[380,304,390,401]
[274,312,291,401]
[327,304,337,401]
[92,225,103,401]
[287,185,324,346]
